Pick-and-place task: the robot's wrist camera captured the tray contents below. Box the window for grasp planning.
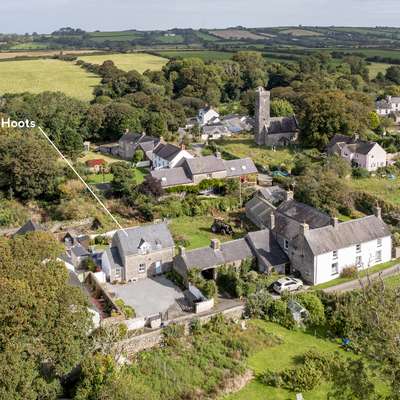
[139,263,146,273]
[356,244,361,253]
[376,251,382,263]
[115,268,121,278]
[377,238,382,248]
[284,239,289,250]
[333,250,338,260]
[331,263,339,275]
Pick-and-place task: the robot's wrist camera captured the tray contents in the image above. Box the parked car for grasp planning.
[273,277,303,294]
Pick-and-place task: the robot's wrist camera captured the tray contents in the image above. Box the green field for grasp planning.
[88,30,143,42]
[78,53,167,72]
[0,59,100,101]
[368,62,392,78]
[217,135,296,170]
[156,50,234,61]
[86,168,147,185]
[349,176,400,205]
[225,321,349,400]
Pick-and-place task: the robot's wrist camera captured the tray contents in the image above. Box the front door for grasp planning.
[155,261,162,275]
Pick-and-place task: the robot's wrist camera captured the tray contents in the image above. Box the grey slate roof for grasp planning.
[15,220,44,236]
[274,200,331,240]
[224,158,258,177]
[179,238,253,271]
[267,116,299,134]
[71,244,90,258]
[258,186,287,205]
[246,229,289,267]
[245,195,276,229]
[202,124,230,135]
[114,222,174,258]
[184,155,226,175]
[153,143,182,161]
[303,215,391,255]
[105,247,123,271]
[327,134,380,156]
[151,167,192,187]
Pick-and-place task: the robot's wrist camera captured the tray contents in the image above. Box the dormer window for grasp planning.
[241,165,247,170]
[138,239,151,254]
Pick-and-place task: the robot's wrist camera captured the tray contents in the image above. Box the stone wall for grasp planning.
[118,304,245,356]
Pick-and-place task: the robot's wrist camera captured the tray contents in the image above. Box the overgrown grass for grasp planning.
[216,134,297,169]
[348,176,400,206]
[0,59,100,101]
[313,259,400,290]
[169,215,246,250]
[78,53,167,72]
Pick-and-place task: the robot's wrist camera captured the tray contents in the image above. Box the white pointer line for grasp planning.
[38,126,129,236]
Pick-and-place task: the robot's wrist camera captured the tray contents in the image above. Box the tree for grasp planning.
[386,66,400,85]
[138,175,164,198]
[0,130,60,199]
[110,162,137,196]
[133,149,145,164]
[270,99,294,117]
[0,232,92,398]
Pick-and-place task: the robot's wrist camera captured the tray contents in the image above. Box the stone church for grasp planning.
[254,87,299,146]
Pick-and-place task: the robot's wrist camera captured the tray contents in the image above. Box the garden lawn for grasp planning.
[313,259,400,290]
[217,135,296,169]
[78,53,167,73]
[79,150,125,164]
[169,215,246,250]
[368,62,392,79]
[224,321,346,400]
[86,173,113,184]
[0,59,100,101]
[348,176,400,206]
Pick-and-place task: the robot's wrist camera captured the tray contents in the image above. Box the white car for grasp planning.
[273,277,303,294]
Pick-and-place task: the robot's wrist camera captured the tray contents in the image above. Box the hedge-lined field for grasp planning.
[0,58,100,101]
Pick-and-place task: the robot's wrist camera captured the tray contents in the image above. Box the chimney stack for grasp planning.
[284,190,294,202]
[374,205,382,220]
[331,217,339,228]
[299,222,309,236]
[178,246,186,257]
[210,239,221,250]
[268,212,275,230]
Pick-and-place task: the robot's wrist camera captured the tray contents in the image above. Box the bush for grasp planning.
[94,235,109,245]
[296,292,326,328]
[340,266,358,279]
[163,323,185,346]
[82,257,97,272]
[115,299,136,319]
[352,167,369,178]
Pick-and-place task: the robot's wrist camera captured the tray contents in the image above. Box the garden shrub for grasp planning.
[163,323,185,346]
[114,299,136,319]
[340,266,358,279]
[296,292,326,328]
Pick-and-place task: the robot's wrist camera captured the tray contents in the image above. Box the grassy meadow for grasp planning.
[78,53,168,72]
[0,58,100,101]
[157,50,234,61]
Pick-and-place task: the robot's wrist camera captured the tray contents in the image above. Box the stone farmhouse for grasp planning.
[327,134,387,172]
[254,87,299,147]
[376,95,400,116]
[98,132,192,169]
[151,154,258,188]
[246,190,392,285]
[101,222,175,282]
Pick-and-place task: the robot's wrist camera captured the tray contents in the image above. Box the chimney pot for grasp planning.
[284,190,294,202]
[210,239,221,250]
[300,222,309,236]
[374,206,382,220]
[178,246,186,256]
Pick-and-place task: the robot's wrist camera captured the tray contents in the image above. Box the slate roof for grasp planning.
[246,229,289,267]
[267,116,299,134]
[114,222,174,258]
[151,167,192,187]
[119,132,160,147]
[15,220,44,236]
[202,124,230,135]
[303,215,391,255]
[258,186,287,205]
[245,195,276,228]
[327,134,381,156]
[376,99,391,110]
[274,200,331,240]
[179,238,253,271]
[327,134,353,148]
[153,143,182,161]
[224,158,258,177]
[105,247,124,271]
[184,156,226,175]
[71,243,90,258]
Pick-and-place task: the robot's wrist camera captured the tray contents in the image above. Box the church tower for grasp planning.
[254,87,270,145]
